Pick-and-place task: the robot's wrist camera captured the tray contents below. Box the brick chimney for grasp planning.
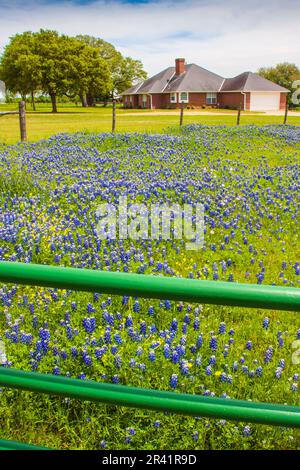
[175,58,185,75]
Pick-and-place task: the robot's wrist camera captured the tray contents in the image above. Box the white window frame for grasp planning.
[142,94,147,108]
[179,92,189,103]
[170,92,177,103]
[206,92,217,105]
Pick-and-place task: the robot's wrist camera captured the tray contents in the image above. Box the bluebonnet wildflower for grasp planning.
[148,351,156,362]
[114,354,122,369]
[125,315,133,328]
[196,334,203,349]
[209,355,217,365]
[179,360,189,376]
[209,336,218,351]
[264,346,274,363]
[163,344,171,359]
[140,321,147,335]
[148,306,154,316]
[170,374,178,389]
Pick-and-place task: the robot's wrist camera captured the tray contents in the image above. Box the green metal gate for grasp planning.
[0,262,299,450]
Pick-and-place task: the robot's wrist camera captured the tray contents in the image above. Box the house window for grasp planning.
[206,92,217,105]
[142,94,147,108]
[179,92,188,103]
[129,96,132,103]
[170,92,177,103]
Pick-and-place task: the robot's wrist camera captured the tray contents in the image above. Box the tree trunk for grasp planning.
[87,93,96,107]
[79,93,88,107]
[31,91,36,111]
[50,91,58,113]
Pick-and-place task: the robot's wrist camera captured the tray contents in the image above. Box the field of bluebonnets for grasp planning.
[0,124,299,450]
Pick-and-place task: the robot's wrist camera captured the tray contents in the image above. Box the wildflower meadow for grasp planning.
[0,124,299,449]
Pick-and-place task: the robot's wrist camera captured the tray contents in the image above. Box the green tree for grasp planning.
[34,30,79,113]
[0,32,42,109]
[76,35,146,105]
[258,63,300,104]
[1,30,146,112]
[68,41,111,107]
[112,56,147,97]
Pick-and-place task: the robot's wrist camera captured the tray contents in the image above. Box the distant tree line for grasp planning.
[0,30,147,112]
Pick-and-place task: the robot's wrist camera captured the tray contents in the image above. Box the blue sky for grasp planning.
[0,0,299,80]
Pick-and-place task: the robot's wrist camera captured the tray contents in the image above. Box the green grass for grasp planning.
[1,103,299,145]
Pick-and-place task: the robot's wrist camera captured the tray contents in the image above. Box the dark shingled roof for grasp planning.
[122,82,144,94]
[122,67,175,95]
[122,64,290,95]
[164,64,224,92]
[220,72,289,92]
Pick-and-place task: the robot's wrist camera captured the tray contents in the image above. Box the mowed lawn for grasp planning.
[1,103,300,144]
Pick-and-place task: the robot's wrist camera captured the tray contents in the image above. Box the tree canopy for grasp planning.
[0,30,146,112]
[75,35,147,103]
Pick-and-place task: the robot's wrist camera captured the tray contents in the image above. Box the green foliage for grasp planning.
[68,42,112,103]
[0,32,42,99]
[0,30,146,112]
[75,35,147,100]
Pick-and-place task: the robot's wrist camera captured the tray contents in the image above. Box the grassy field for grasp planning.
[0,125,299,450]
[1,103,299,144]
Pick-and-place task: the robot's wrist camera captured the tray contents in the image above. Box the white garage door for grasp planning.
[250,92,280,111]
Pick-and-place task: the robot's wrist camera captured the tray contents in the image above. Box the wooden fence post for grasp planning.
[19,101,27,142]
[283,101,288,125]
[112,99,116,133]
[180,101,184,126]
[236,105,241,126]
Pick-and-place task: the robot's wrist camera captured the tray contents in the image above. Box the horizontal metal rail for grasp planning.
[0,262,300,311]
[0,261,299,450]
[0,438,48,450]
[0,368,300,428]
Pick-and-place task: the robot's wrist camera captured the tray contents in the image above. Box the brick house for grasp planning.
[122,58,289,111]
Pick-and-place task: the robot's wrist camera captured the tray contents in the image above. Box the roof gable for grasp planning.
[221,72,289,92]
[122,67,175,95]
[164,64,224,92]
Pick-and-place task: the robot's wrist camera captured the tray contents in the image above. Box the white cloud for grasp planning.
[0,0,299,77]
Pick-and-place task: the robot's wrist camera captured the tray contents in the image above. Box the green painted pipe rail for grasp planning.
[0,368,300,428]
[0,261,300,311]
[0,439,49,450]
